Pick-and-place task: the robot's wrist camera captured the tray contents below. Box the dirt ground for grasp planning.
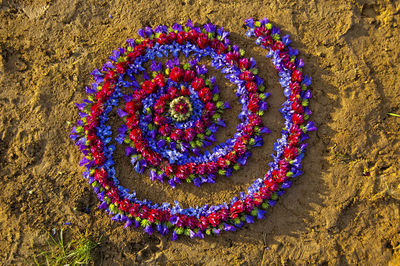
[1,0,400,265]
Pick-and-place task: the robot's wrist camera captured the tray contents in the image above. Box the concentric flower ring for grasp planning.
[70,18,316,239]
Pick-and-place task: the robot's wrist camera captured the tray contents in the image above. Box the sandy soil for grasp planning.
[1,0,400,265]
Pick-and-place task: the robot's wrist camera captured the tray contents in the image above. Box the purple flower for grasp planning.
[186,19,193,28]
[85,86,97,94]
[117,109,128,117]
[69,134,79,141]
[138,28,146,38]
[98,201,108,209]
[305,121,317,132]
[211,228,219,235]
[151,61,162,72]
[195,64,208,75]
[195,231,204,238]
[154,25,167,33]
[257,209,267,219]
[271,27,280,35]
[288,47,299,56]
[204,23,216,33]
[224,224,236,232]
[150,170,158,181]
[124,219,133,228]
[244,18,254,28]
[172,230,178,241]
[75,102,86,111]
[260,18,269,25]
[126,38,135,47]
[245,215,254,224]
[281,35,291,45]
[144,225,153,235]
[144,26,153,37]
[125,147,135,156]
[168,179,176,188]
[172,23,182,32]
[193,178,202,187]
[281,181,292,189]
[79,157,90,167]
[189,229,196,238]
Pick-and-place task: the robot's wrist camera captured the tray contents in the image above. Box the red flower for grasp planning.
[142,80,156,94]
[240,71,255,82]
[183,128,196,142]
[153,114,167,126]
[167,86,178,99]
[207,212,221,227]
[292,70,303,83]
[153,73,165,88]
[194,120,205,133]
[154,100,165,114]
[230,200,244,219]
[159,124,171,136]
[288,133,300,145]
[244,197,254,212]
[196,163,207,175]
[283,145,298,160]
[191,77,205,91]
[128,204,140,217]
[180,86,190,96]
[104,70,117,81]
[177,31,187,44]
[225,51,239,65]
[116,62,127,74]
[174,100,189,115]
[285,61,296,71]
[289,82,301,94]
[187,29,198,43]
[292,113,304,125]
[279,52,290,64]
[170,128,183,141]
[239,58,251,70]
[204,102,216,115]
[196,33,209,49]
[261,35,273,47]
[93,151,106,166]
[260,186,272,199]
[183,70,195,82]
[198,87,212,102]
[126,114,139,129]
[170,67,184,82]
[167,31,177,43]
[245,82,258,93]
[263,178,279,192]
[291,100,303,114]
[157,33,168,45]
[199,216,209,230]
[247,93,259,112]
[217,157,228,168]
[254,26,268,37]
[94,168,108,183]
[273,41,285,51]
[175,165,189,179]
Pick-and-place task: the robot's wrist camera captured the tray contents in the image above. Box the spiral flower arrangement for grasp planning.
[70,18,316,240]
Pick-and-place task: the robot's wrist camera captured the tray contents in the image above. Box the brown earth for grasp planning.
[1,0,400,265]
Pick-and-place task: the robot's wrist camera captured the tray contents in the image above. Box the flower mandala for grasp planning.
[70,18,316,239]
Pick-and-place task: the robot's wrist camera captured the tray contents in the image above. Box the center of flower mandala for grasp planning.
[169,95,192,121]
[70,18,315,240]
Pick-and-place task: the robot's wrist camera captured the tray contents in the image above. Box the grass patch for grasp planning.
[33,228,101,266]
